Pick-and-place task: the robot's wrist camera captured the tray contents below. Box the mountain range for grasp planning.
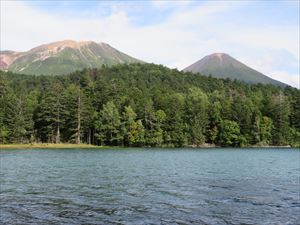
[0,40,287,87]
[0,40,141,75]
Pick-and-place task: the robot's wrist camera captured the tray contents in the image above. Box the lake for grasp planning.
[0,148,299,224]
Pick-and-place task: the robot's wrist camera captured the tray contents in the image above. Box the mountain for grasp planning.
[0,40,142,75]
[183,53,287,87]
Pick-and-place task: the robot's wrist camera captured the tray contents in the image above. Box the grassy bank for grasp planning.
[0,143,106,149]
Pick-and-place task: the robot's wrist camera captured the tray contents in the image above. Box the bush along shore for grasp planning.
[1,64,300,148]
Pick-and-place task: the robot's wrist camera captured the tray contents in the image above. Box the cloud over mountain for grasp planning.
[1,1,298,87]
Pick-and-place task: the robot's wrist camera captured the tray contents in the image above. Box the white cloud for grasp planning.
[1,1,299,88]
[236,48,299,88]
[151,0,192,10]
[267,71,299,89]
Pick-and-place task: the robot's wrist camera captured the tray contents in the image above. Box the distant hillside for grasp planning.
[183,53,287,87]
[0,40,142,75]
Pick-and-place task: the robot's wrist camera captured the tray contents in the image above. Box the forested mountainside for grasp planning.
[0,63,299,147]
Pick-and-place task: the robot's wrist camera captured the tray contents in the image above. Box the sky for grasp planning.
[1,0,299,88]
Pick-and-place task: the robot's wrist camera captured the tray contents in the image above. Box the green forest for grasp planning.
[0,63,299,147]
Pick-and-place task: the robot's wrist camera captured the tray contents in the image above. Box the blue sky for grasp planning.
[26,1,299,27]
[1,0,299,87]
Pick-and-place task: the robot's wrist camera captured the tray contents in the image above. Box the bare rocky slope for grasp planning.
[0,40,142,75]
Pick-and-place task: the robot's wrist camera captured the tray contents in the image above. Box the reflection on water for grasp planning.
[0,148,299,224]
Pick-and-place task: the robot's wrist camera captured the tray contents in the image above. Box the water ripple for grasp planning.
[1,148,299,224]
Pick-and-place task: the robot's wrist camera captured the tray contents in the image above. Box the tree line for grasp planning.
[0,63,299,147]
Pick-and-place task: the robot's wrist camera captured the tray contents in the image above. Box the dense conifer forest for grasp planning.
[0,63,299,147]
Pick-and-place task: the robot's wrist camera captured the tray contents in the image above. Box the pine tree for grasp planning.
[185,88,209,146]
[96,101,122,145]
[5,95,31,143]
[35,83,66,143]
[63,84,94,144]
[271,91,291,145]
[163,93,187,147]
[208,91,222,144]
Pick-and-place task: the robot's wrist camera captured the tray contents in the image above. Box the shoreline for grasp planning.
[0,143,106,149]
[0,143,297,149]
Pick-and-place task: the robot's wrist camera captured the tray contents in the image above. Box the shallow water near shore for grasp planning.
[0,148,299,224]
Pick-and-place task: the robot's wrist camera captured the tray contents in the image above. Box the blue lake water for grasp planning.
[0,148,299,224]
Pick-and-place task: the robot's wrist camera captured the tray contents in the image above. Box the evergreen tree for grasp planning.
[207,91,222,144]
[63,84,94,144]
[163,93,187,147]
[0,84,9,143]
[5,95,32,143]
[259,116,273,144]
[271,92,291,145]
[185,88,209,146]
[231,96,254,142]
[122,106,145,146]
[219,120,245,147]
[289,90,300,131]
[142,99,166,146]
[35,83,66,143]
[96,101,122,145]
